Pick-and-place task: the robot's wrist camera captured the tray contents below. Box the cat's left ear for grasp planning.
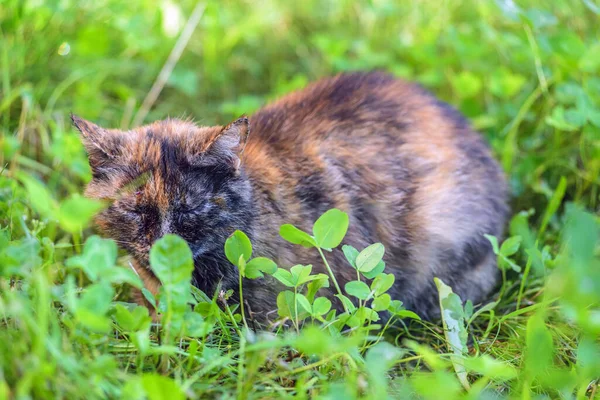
[200,115,250,169]
[71,114,124,173]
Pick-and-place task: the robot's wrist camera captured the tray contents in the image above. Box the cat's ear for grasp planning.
[199,115,250,169]
[71,114,123,171]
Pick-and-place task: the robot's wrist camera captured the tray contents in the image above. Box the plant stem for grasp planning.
[238,271,249,331]
[516,252,533,310]
[496,259,508,302]
[317,247,348,313]
[369,316,396,349]
[224,302,242,337]
[160,293,173,374]
[293,287,299,333]
[236,333,246,400]
[356,270,363,309]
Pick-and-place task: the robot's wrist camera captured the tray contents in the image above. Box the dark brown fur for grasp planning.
[74,72,508,323]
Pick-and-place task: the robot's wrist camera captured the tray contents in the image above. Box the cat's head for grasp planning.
[73,115,254,268]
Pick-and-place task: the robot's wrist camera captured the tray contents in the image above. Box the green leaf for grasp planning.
[464,355,518,382]
[142,288,156,308]
[183,311,210,337]
[312,209,349,248]
[356,243,385,273]
[509,209,535,252]
[356,306,379,322]
[546,106,580,131]
[306,276,329,302]
[579,43,600,73]
[372,293,391,311]
[67,236,118,282]
[539,176,567,237]
[464,300,474,320]
[279,224,317,248]
[276,290,294,318]
[342,244,359,268]
[244,257,277,279]
[365,340,405,368]
[435,278,470,390]
[362,261,385,279]
[17,172,58,217]
[371,273,395,296]
[394,309,421,320]
[564,108,586,128]
[237,255,246,277]
[114,304,151,332]
[78,282,115,315]
[296,293,312,313]
[371,293,392,311]
[150,235,194,288]
[0,238,42,277]
[312,297,332,316]
[276,290,309,319]
[67,236,141,287]
[149,235,194,338]
[107,267,143,288]
[294,323,361,355]
[335,294,356,312]
[289,264,321,286]
[489,68,526,98]
[272,269,295,287]
[294,325,332,355]
[141,374,185,400]
[75,308,113,334]
[75,281,115,333]
[57,194,104,233]
[555,82,584,105]
[224,230,252,266]
[484,234,500,254]
[388,299,405,314]
[345,281,371,300]
[525,313,554,377]
[404,340,450,370]
[500,236,522,257]
[451,71,482,98]
[365,342,405,398]
[500,255,522,273]
[588,109,600,127]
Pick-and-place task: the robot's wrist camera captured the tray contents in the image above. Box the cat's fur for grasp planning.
[74,71,508,323]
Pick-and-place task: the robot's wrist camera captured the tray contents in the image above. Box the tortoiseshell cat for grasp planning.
[74,71,508,323]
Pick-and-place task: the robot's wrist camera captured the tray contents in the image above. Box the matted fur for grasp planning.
[74,71,508,323]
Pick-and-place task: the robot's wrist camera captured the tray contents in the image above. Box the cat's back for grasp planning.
[244,71,506,220]
[249,71,420,149]
[243,72,507,318]
[246,71,497,177]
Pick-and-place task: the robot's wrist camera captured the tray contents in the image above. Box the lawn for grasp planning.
[1,0,599,399]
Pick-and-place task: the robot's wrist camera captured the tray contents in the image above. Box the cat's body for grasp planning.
[74,71,508,323]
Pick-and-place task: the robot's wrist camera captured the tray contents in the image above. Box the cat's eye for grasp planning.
[116,172,151,200]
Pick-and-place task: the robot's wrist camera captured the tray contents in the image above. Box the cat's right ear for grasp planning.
[71,114,122,171]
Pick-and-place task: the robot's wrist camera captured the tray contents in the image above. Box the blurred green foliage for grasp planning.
[1,0,599,398]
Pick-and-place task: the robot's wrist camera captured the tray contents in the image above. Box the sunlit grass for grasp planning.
[1,0,599,398]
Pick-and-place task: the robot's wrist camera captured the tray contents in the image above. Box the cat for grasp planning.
[73,71,508,324]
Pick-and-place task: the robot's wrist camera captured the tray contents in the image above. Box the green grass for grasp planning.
[1,0,600,398]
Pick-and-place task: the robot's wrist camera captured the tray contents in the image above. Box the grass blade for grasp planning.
[435,278,470,390]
